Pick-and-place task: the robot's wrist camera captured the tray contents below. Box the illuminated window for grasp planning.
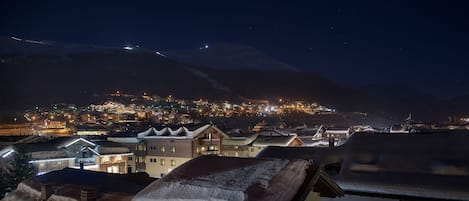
[102,156,110,163]
[107,165,119,173]
[170,160,176,166]
[200,147,206,152]
[161,146,166,153]
[234,146,239,150]
[235,152,239,157]
[138,145,146,151]
[115,155,122,162]
[160,159,165,166]
[171,146,176,153]
[196,147,200,153]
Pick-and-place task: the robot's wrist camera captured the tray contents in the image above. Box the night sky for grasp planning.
[1,0,468,98]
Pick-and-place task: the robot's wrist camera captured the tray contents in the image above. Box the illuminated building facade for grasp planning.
[140,124,228,178]
[0,137,133,175]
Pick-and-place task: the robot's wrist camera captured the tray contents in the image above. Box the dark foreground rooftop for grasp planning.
[257,132,469,200]
[3,168,155,201]
[134,155,343,201]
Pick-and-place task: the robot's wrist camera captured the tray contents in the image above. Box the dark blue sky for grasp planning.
[1,0,468,98]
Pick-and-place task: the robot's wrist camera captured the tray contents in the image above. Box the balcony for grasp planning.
[75,158,96,166]
[198,138,220,145]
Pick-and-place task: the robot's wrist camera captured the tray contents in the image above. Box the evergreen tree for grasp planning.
[0,168,6,199]
[4,146,37,193]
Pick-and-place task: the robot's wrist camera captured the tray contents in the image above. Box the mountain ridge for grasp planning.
[0,36,461,120]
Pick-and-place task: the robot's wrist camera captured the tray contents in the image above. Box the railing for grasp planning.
[199,138,220,145]
[75,158,96,166]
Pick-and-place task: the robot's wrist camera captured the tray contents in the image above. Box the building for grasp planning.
[222,129,259,158]
[141,124,228,178]
[107,134,147,173]
[3,168,155,201]
[75,125,109,136]
[251,121,287,132]
[107,124,229,178]
[257,132,469,200]
[323,127,352,139]
[0,123,35,136]
[134,155,343,201]
[289,125,327,147]
[0,137,133,175]
[221,128,304,158]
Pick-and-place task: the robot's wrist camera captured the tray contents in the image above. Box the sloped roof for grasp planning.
[0,137,131,160]
[133,155,343,201]
[137,124,228,139]
[138,126,195,138]
[3,168,155,201]
[257,132,469,200]
[223,133,259,146]
[14,137,80,152]
[252,134,301,147]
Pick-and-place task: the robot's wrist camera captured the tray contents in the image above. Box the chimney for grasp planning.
[80,188,97,201]
[41,184,53,201]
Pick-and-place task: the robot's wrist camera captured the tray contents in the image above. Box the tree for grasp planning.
[4,146,37,193]
[0,168,6,199]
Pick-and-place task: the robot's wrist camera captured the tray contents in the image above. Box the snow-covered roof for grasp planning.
[324,127,351,134]
[223,133,259,146]
[137,124,227,139]
[2,168,155,201]
[133,155,342,201]
[258,133,469,200]
[252,134,302,147]
[257,129,290,136]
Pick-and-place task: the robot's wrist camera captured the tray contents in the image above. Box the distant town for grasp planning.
[0,91,338,137]
[1,92,469,200]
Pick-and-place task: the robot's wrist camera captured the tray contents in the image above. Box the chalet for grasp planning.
[107,134,147,173]
[257,132,469,200]
[323,127,352,138]
[3,168,155,201]
[289,125,328,147]
[0,137,133,175]
[220,128,304,158]
[251,121,287,132]
[107,124,229,178]
[133,155,343,201]
[221,129,259,158]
